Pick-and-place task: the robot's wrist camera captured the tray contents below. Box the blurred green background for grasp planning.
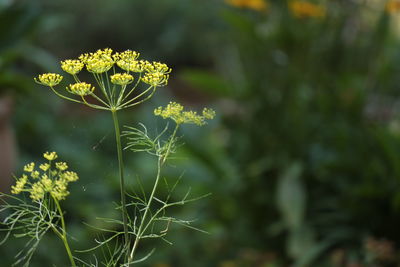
[2,0,400,266]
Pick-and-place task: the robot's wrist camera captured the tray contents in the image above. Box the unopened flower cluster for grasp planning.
[35,48,172,95]
[11,152,79,201]
[154,102,216,126]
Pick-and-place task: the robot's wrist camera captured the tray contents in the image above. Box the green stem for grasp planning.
[129,157,162,262]
[162,124,180,165]
[111,110,130,253]
[53,197,76,267]
[128,124,180,262]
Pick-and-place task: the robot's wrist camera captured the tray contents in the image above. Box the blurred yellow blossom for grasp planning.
[387,0,400,13]
[23,162,35,172]
[289,1,326,18]
[44,151,58,161]
[225,0,269,12]
[11,152,79,201]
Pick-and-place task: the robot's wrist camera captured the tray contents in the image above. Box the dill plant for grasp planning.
[0,152,79,266]
[0,48,215,266]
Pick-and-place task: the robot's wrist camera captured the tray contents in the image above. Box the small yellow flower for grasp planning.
[146,62,172,75]
[289,1,326,18]
[39,163,50,171]
[154,102,215,126]
[67,82,95,96]
[30,182,45,201]
[142,72,169,87]
[55,162,68,171]
[44,151,58,161]
[23,162,35,172]
[34,73,63,87]
[11,174,28,195]
[51,179,69,201]
[114,50,140,72]
[386,0,400,13]
[110,73,134,85]
[61,59,84,75]
[225,0,269,12]
[79,48,114,73]
[202,108,216,119]
[62,171,79,182]
[31,171,40,179]
[41,174,53,192]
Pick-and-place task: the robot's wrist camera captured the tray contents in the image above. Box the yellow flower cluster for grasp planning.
[61,59,84,75]
[225,0,268,12]
[110,73,134,85]
[142,72,169,87]
[79,48,114,74]
[35,48,172,104]
[386,0,400,13]
[141,61,172,87]
[11,152,79,201]
[154,102,216,126]
[289,1,326,18]
[35,73,63,87]
[113,50,140,72]
[146,62,171,74]
[67,82,95,96]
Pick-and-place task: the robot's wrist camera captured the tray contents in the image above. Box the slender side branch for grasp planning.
[53,197,76,267]
[49,86,85,105]
[128,124,180,262]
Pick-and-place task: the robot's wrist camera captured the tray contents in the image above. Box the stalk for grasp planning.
[111,110,130,254]
[53,197,76,267]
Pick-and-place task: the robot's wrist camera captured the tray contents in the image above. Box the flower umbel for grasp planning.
[35,48,172,111]
[142,72,169,87]
[79,48,114,74]
[35,73,63,87]
[154,102,216,126]
[61,59,84,75]
[11,152,79,201]
[67,82,95,96]
[113,50,140,72]
[24,162,35,172]
[111,73,134,85]
[44,151,58,161]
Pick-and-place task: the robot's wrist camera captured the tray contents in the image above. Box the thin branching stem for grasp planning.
[129,125,180,262]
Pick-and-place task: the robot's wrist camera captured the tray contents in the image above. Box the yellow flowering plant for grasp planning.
[34,48,172,263]
[1,152,79,266]
[0,48,216,266]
